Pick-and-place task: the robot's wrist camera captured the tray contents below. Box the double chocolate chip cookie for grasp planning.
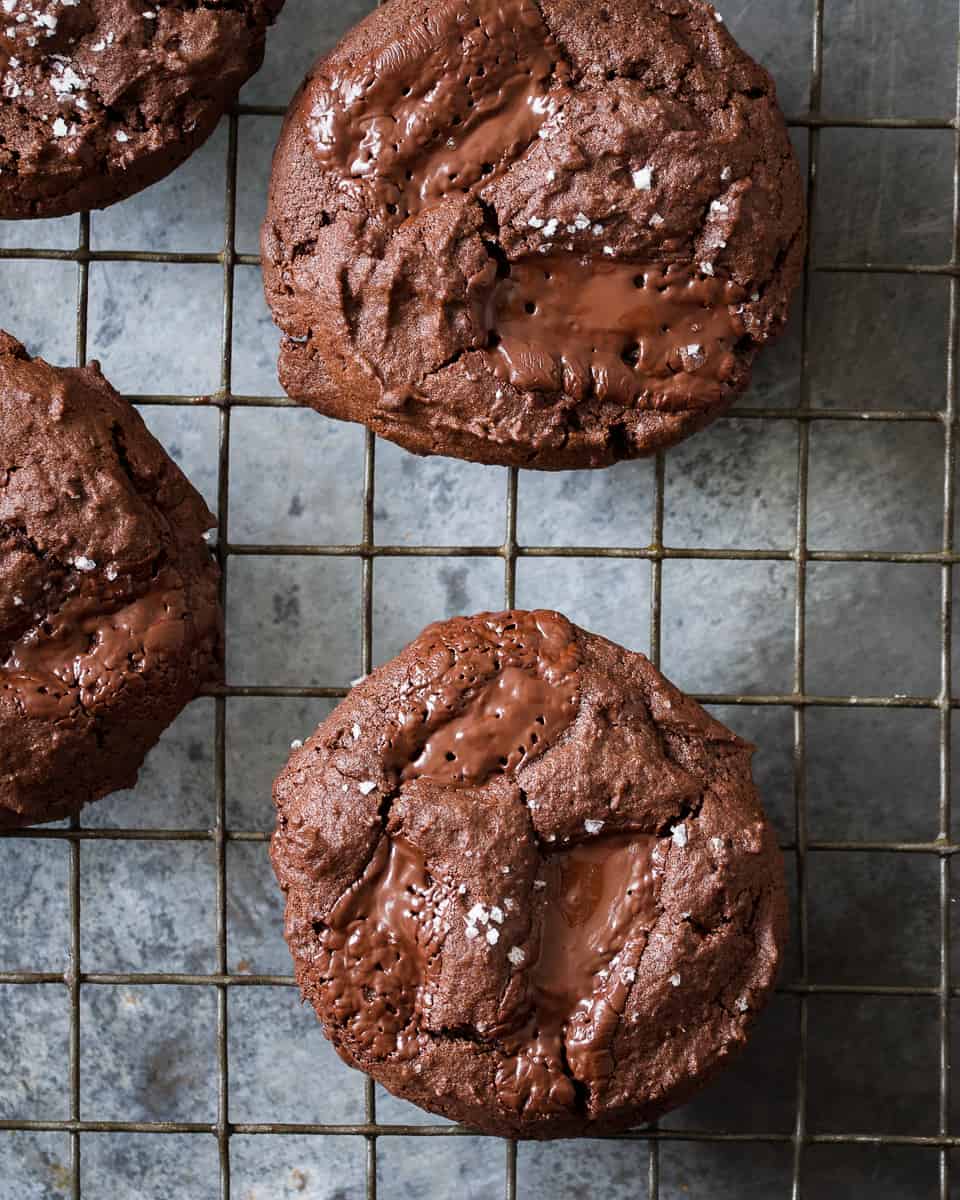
[272,610,786,1138]
[0,0,283,218]
[263,0,805,469]
[0,333,222,826]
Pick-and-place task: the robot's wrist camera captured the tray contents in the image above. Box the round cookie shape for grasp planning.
[262,0,805,470]
[272,610,787,1138]
[0,0,283,219]
[0,332,222,826]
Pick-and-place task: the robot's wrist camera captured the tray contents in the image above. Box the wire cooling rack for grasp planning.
[2,0,960,1196]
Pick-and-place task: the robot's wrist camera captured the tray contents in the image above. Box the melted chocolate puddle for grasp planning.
[497,834,662,1115]
[306,0,569,216]
[321,836,437,1061]
[385,610,580,786]
[484,257,746,407]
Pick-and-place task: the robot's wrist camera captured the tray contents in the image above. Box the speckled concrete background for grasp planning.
[2,0,960,1196]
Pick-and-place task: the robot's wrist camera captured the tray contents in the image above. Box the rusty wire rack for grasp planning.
[2,0,960,1196]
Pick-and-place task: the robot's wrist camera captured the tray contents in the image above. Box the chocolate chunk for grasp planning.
[0,331,222,826]
[272,609,787,1138]
[262,0,805,469]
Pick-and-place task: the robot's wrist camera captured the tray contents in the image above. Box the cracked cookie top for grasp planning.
[0,0,283,218]
[262,0,805,470]
[0,332,222,826]
[271,610,787,1138]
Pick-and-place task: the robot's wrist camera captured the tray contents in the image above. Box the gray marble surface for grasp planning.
[2,0,959,1196]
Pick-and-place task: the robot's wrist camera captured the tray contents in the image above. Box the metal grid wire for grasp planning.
[2,0,960,1195]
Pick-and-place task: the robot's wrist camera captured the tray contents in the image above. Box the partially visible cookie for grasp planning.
[262,0,805,469]
[272,609,787,1138]
[0,332,222,827]
[0,0,283,219]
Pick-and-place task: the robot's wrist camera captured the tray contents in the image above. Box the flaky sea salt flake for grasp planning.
[632,166,653,190]
[672,823,688,848]
[485,926,500,945]
[700,261,715,276]
[669,973,681,987]
[584,818,604,834]
[51,64,87,96]
[507,946,525,966]
[115,130,129,143]
[290,739,303,750]
[73,555,96,570]
[358,780,376,795]
[52,117,70,138]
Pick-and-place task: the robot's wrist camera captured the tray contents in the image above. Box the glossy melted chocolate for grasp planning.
[306,0,569,216]
[497,835,662,1113]
[485,257,746,408]
[320,835,437,1060]
[386,610,580,786]
[4,569,194,719]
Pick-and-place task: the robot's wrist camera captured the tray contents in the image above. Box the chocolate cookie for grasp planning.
[0,0,283,219]
[262,0,805,470]
[272,610,786,1138]
[0,333,222,827]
